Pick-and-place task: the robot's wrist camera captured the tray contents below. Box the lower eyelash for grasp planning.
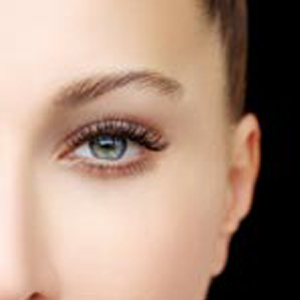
[65,153,155,180]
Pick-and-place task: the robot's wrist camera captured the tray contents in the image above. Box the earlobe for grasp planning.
[210,228,234,277]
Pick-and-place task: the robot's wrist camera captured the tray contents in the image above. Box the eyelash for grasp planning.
[56,114,169,179]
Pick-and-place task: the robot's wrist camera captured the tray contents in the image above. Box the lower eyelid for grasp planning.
[60,148,157,180]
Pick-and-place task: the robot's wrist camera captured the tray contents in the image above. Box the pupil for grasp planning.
[90,135,127,160]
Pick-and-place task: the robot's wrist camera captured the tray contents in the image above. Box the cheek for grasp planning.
[38,149,227,299]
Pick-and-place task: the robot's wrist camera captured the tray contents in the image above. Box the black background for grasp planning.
[207,1,291,299]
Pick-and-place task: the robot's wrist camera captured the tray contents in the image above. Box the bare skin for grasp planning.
[0,0,261,299]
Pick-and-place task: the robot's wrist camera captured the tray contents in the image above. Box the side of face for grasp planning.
[0,0,261,299]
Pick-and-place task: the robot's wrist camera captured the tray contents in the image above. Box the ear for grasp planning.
[211,113,261,277]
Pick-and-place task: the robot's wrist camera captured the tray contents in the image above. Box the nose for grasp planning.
[0,134,50,299]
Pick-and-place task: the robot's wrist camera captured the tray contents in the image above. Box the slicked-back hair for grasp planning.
[201,0,248,123]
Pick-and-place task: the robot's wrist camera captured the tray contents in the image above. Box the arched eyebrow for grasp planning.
[52,69,184,109]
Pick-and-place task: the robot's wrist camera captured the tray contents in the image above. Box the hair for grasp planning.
[200,0,248,123]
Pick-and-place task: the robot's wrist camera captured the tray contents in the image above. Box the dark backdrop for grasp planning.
[207,0,291,299]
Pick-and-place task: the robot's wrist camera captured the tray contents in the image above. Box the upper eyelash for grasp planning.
[57,116,169,160]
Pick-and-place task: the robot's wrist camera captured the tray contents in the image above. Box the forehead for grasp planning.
[0,0,209,75]
[0,0,225,128]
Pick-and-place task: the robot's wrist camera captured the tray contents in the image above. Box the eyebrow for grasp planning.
[52,69,184,109]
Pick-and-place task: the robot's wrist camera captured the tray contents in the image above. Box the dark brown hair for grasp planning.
[201,0,248,123]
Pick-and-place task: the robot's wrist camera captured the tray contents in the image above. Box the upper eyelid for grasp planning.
[67,120,167,149]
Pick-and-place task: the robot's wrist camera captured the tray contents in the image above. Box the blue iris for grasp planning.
[89,135,128,161]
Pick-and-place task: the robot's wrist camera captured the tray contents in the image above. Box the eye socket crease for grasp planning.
[51,68,185,109]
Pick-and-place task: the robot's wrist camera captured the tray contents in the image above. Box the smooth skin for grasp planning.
[0,0,261,299]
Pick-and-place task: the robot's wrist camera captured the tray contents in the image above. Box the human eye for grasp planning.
[55,113,170,179]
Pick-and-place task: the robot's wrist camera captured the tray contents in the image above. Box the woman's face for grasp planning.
[0,0,260,299]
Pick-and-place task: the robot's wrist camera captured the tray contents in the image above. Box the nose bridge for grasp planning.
[0,129,37,297]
